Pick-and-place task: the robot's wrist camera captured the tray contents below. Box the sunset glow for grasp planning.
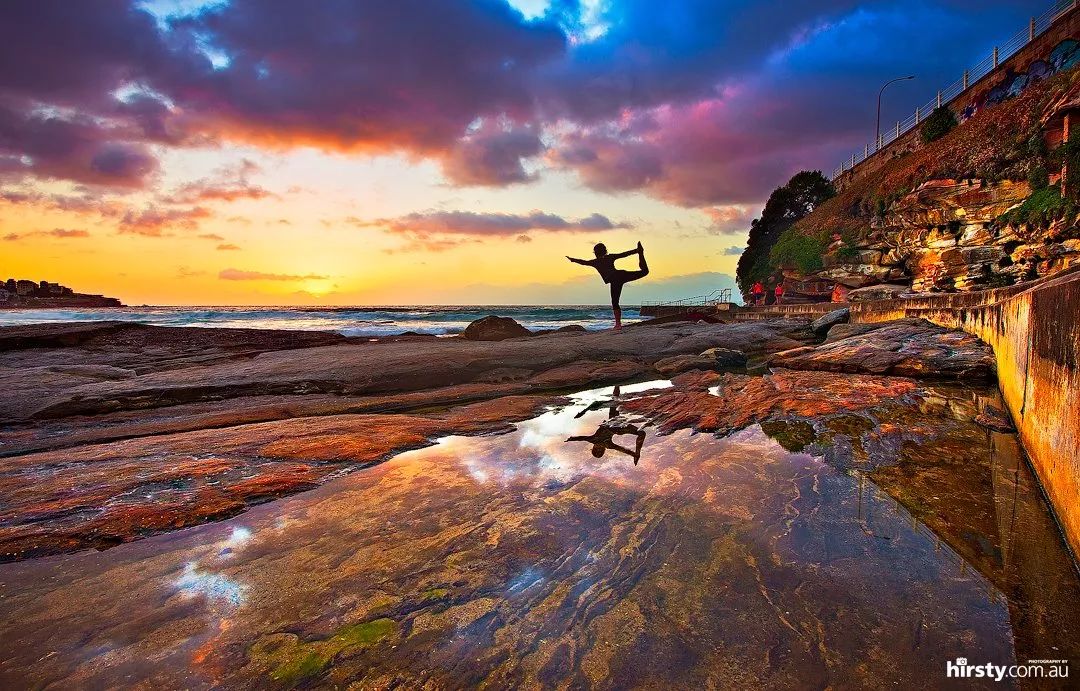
[1,0,1035,304]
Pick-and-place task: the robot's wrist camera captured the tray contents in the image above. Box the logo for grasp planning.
[946,657,1069,682]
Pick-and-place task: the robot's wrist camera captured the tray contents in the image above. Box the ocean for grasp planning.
[0,305,638,337]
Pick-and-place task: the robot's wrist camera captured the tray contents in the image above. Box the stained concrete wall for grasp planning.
[849,267,1080,557]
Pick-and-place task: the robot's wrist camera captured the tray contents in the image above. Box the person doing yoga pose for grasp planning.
[566,241,649,329]
[566,386,647,465]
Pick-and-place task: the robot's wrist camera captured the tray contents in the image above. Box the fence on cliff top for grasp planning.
[640,288,732,311]
[832,0,1078,179]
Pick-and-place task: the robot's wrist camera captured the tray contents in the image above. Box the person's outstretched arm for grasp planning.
[608,248,636,259]
[566,256,593,265]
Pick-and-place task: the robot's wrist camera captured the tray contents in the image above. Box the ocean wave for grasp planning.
[0,305,638,336]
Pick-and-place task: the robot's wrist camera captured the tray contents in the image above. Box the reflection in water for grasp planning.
[566,386,648,464]
[0,379,1077,690]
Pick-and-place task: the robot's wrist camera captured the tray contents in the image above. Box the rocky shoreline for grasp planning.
[0,315,999,561]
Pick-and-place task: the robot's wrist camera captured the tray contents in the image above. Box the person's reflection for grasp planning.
[566,386,648,465]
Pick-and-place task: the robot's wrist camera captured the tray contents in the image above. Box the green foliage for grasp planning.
[1027,162,1049,191]
[999,186,1073,226]
[770,228,827,274]
[833,230,860,260]
[835,242,860,260]
[735,170,835,297]
[1054,139,1080,200]
[919,106,957,144]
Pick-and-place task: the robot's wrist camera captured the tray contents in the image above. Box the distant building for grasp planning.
[0,278,121,307]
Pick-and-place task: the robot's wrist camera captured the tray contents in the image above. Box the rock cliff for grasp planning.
[771,68,1080,296]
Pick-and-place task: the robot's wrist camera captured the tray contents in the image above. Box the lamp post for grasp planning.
[876,75,915,151]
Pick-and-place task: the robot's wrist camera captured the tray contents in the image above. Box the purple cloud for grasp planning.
[363,210,631,237]
[0,0,1043,206]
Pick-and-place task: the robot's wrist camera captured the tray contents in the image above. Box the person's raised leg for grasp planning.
[636,242,649,275]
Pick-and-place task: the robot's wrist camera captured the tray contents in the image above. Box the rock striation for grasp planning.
[816,179,1080,294]
[768,319,996,380]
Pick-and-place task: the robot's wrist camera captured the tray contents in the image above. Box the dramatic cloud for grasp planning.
[0,0,1041,205]
[0,106,160,188]
[364,210,631,238]
[704,205,755,233]
[119,205,211,236]
[722,245,745,255]
[218,268,327,281]
[164,0,565,156]
[165,159,273,204]
[442,122,544,186]
[216,243,240,250]
[3,227,90,241]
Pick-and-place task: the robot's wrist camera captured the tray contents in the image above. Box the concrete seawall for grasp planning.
[849,269,1080,557]
[731,268,1080,556]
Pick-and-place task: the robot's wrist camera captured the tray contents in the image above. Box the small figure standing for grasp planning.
[774,282,785,305]
[567,242,649,330]
[751,281,765,306]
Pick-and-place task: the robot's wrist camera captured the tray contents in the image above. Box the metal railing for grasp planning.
[640,288,732,310]
[833,0,1077,179]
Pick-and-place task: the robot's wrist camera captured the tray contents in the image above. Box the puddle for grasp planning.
[0,380,1076,689]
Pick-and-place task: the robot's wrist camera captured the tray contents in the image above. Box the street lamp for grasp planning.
[876,75,915,151]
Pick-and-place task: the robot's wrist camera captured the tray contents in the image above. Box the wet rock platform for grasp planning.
[0,376,1077,689]
[0,320,1077,689]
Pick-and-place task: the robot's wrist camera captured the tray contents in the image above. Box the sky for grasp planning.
[0,0,1038,305]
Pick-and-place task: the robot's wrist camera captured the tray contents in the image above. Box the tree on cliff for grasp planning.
[735,171,835,298]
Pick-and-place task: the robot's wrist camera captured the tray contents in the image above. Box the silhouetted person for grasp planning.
[567,423,646,465]
[574,385,622,420]
[566,385,647,464]
[567,242,649,330]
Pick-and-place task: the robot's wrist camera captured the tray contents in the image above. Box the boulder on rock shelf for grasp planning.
[824,318,927,343]
[769,320,995,380]
[846,284,911,302]
[654,355,715,376]
[535,324,589,336]
[699,347,748,368]
[655,350,746,376]
[810,308,849,336]
[461,316,533,341]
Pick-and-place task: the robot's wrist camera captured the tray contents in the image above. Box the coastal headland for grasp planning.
[0,278,122,309]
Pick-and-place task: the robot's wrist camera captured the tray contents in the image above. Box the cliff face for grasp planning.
[818,178,1080,293]
[774,67,1080,297]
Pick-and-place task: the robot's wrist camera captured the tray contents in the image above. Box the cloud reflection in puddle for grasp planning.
[175,562,246,607]
[458,380,671,488]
